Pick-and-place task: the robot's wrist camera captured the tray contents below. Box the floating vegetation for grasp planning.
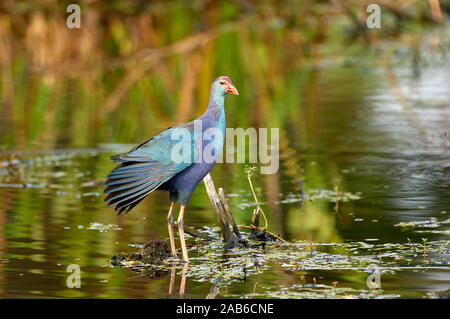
[278,190,361,205]
[0,0,448,299]
[395,218,450,235]
[85,222,122,232]
[237,284,402,299]
[427,289,450,299]
[308,190,362,203]
[110,226,449,298]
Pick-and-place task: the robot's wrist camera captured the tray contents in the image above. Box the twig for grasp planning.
[203,173,241,248]
[218,187,242,238]
[173,222,218,241]
[251,208,259,228]
[247,172,268,229]
[427,0,443,23]
[238,225,286,243]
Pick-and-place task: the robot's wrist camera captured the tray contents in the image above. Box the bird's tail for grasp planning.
[104,160,165,215]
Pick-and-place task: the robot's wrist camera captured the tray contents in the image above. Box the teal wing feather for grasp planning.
[104,125,195,215]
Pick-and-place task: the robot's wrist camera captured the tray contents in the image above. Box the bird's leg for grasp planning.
[168,264,176,299]
[179,263,189,298]
[166,202,178,259]
[177,205,189,263]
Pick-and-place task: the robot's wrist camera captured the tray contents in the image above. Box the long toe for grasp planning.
[166,255,179,262]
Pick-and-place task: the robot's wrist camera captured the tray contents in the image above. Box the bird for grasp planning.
[104,76,238,262]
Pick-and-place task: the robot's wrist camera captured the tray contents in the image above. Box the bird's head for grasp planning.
[212,76,239,96]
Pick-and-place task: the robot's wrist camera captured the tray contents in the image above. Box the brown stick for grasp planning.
[251,208,259,228]
[173,222,218,241]
[203,173,233,243]
[247,173,268,229]
[203,174,241,248]
[218,187,242,238]
[238,225,286,243]
[427,0,443,23]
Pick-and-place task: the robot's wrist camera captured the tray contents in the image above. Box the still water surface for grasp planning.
[0,57,449,298]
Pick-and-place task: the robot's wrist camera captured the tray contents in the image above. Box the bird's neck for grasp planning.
[210,93,225,109]
[202,93,225,124]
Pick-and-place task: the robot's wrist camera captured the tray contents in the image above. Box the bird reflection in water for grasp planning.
[168,263,189,299]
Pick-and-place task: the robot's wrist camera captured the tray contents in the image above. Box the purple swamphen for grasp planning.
[104,76,239,262]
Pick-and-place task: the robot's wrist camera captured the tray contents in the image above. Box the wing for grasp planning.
[104,125,195,215]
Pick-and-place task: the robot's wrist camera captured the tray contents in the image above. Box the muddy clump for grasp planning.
[111,240,170,266]
[249,229,277,242]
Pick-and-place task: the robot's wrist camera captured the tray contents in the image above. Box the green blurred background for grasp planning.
[0,0,447,149]
[0,0,449,298]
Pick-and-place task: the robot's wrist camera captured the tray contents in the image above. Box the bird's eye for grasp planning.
[219,81,225,85]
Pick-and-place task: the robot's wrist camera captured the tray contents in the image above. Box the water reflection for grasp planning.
[165,263,189,299]
[0,1,449,299]
[0,56,449,297]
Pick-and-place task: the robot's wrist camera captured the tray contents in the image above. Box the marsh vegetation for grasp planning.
[0,0,449,298]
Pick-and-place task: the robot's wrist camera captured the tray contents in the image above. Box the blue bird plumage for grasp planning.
[104,76,237,213]
[104,77,238,263]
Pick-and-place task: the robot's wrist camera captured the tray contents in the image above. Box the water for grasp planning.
[0,11,450,298]
[0,52,448,298]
